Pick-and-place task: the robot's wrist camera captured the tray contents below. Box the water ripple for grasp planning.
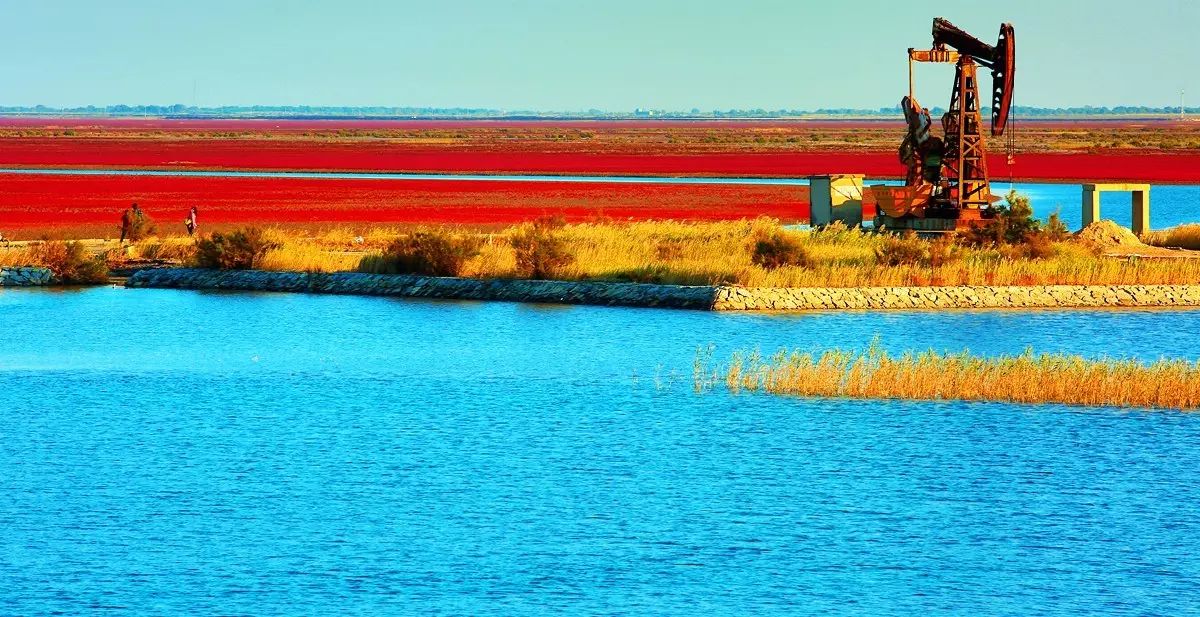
[1,288,1199,614]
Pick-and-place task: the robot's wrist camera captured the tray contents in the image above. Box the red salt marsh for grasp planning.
[0,139,895,177]
[1,137,1199,183]
[0,173,811,232]
[3,118,1200,234]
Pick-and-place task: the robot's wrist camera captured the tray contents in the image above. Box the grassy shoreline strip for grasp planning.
[697,344,1200,410]
[11,215,1200,289]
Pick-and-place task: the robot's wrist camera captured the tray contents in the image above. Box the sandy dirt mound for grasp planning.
[1077,220,1143,248]
[1076,220,1195,258]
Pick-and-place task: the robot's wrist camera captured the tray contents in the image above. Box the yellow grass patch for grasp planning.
[1144,224,1200,251]
[131,236,198,262]
[34,218,1199,287]
[697,342,1200,411]
[0,245,38,267]
[258,245,362,273]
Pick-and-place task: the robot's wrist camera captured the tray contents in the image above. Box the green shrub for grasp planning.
[195,228,279,270]
[1001,191,1041,240]
[365,230,482,277]
[750,230,810,270]
[962,191,1077,254]
[1045,211,1070,241]
[965,191,1041,246]
[511,224,574,279]
[32,241,108,284]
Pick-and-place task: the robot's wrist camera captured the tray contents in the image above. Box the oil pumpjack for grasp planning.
[872,18,1016,232]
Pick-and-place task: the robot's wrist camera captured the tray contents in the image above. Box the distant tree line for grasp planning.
[0,104,1196,119]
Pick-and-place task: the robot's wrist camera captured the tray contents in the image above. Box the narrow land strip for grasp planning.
[122,268,1200,311]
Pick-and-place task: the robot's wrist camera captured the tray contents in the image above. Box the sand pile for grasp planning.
[1076,220,1144,249]
[1075,220,1197,258]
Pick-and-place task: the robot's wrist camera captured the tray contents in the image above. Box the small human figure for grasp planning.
[120,204,135,243]
[185,206,198,236]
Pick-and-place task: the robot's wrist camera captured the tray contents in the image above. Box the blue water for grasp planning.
[2,287,1200,615]
[2,168,1196,231]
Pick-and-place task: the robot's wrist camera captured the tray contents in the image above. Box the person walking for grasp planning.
[185,206,198,236]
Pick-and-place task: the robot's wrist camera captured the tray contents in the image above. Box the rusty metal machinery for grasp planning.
[873,17,1016,232]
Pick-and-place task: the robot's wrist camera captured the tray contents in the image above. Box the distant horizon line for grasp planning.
[0,103,1197,120]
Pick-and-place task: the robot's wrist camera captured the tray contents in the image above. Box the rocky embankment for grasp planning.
[0,267,54,286]
[126,268,1200,311]
[126,268,717,309]
[713,285,1200,310]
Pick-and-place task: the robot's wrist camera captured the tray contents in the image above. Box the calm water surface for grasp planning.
[2,287,1199,615]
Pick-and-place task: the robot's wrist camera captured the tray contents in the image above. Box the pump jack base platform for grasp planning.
[875,208,992,236]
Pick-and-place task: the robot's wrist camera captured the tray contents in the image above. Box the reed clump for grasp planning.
[359,228,482,277]
[0,240,109,282]
[1144,224,1200,251]
[230,228,376,273]
[751,225,810,270]
[258,242,362,273]
[875,231,928,266]
[195,228,280,270]
[698,342,1200,411]
[510,217,575,279]
[30,241,109,284]
[0,244,38,268]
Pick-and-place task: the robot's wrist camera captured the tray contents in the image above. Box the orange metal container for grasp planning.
[869,184,933,219]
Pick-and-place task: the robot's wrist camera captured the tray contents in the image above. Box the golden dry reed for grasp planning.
[274,218,1200,286]
[0,244,37,267]
[1144,224,1200,251]
[696,342,1200,411]
[6,218,1200,285]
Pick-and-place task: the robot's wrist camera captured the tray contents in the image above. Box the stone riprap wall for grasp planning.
[713,285,1200,310]
[0,267,53,286]
[126,268,718,309]
[126,268,1200,311]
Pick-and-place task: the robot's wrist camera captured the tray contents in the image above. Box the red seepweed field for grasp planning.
[2,117,1198,236]
[0,173,810,231]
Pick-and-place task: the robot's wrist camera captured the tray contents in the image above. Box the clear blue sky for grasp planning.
[1,0,1195,110]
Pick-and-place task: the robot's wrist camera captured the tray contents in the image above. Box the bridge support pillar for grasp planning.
[1081,183,1151,235]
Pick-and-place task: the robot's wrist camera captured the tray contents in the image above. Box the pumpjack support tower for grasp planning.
[871,18,1016,232]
